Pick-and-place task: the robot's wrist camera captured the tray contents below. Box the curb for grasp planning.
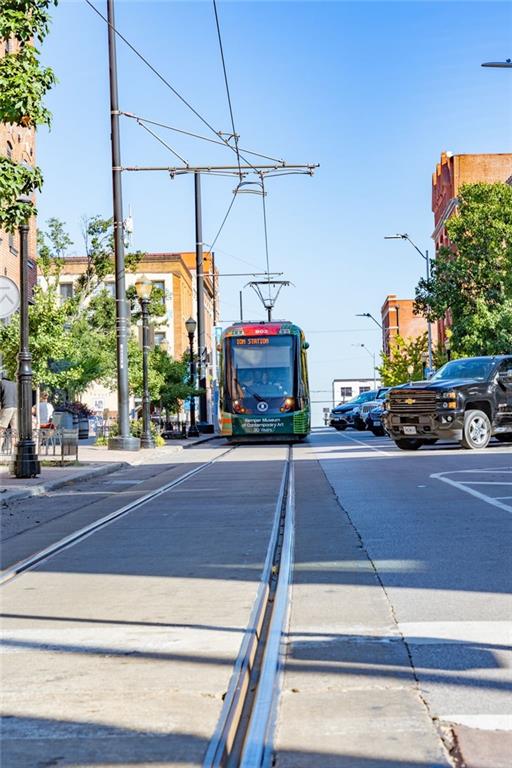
[0,435,221,506]
[0,461,128,506]
[182,434,220,449]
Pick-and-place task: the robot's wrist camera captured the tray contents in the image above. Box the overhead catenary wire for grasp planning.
[259,174,272,300]
[121,112,285,164]
[204,191,238,254]
[84,0,259,173]
[212,0,242,180]
[136,118,189,166]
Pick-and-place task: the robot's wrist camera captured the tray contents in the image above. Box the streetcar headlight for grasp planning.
[280,397,295,412]
[233,400,246,414]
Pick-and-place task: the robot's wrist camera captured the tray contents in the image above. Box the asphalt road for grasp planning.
[280,427,511,767]
[1,429,510,767]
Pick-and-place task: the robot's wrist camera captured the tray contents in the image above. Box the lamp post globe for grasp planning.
[135,275,154,449]
[185,317,199,437]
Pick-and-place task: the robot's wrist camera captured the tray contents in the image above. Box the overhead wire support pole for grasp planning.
[106,0,139,452]
[195,173,208,428]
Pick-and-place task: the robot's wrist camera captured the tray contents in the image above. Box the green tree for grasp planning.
[149,348,195,414]
[37,217,73,283]
[415,183,512,356]
[0,0,58,230]
[377,334,429,386]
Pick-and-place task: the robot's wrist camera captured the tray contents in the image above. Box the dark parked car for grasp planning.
[330,390,378,431]
[353,387,390,431]
[366,404,386,436]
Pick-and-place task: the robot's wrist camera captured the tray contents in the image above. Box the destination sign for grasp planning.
[236,337,270,346]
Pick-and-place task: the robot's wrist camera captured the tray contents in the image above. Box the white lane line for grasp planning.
[463,481,512,486]
[439,714,512,731]
[335,431,394,456]
[431,469,512,515]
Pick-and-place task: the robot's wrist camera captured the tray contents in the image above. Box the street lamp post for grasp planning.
[445,335,452,362]
[12,206,40,478]
[185,317,199,437]
[134,276,154,449]
[384,233,434,372]
[355,312,382,329]
[353,343,377,389]
[481,58,512,68]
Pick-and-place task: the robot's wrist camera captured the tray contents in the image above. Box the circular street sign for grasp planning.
[0,276,20,319]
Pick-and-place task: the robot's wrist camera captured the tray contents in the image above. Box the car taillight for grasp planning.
[280,397,295,412]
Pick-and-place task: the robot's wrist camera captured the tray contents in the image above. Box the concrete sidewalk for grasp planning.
[0,435,218,506]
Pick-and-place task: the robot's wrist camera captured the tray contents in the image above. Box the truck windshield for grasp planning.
[430,358,496,382]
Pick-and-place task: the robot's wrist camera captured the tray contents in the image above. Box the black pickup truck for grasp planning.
[382,355,512,450]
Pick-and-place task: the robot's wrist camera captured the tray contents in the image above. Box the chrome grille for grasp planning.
[389,390,437,413]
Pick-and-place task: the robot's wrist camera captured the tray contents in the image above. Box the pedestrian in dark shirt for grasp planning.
[0,373,17,431]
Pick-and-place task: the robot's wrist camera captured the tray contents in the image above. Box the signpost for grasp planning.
[0,276,20,319]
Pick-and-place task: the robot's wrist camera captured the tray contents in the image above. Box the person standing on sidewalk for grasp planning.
[0,372,17,431]
[38,392,54,427]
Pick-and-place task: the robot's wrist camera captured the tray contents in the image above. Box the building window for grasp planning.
[6,141,13,160]
[104,282,116,297]
[59,283,74,301]
[152,280,166,306]
[8,231,18,255]
[339,387,353,398]
[154,332,166,347]
[359,386,371,393]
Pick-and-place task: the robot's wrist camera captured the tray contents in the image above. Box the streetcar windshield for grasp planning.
[226,335,296,401]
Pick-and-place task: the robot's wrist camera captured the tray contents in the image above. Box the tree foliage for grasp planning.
[1,211,193,416]
[377,334,448,386]
[415,183,512,356]
[0,0,58,230]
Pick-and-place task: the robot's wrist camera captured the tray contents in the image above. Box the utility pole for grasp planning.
[194,173,209,429]
[107,0,138,450]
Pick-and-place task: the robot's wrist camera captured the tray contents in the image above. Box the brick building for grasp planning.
[0,38,37,297]
[432,151,512,340]
[46,251,219,417]
[381,294,435,354]
[432,151,512,251]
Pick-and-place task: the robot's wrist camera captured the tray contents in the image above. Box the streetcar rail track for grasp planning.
[0,445,235,586]
[204,445,295,768]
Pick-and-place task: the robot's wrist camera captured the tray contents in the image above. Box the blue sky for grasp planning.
[38,1,512,423]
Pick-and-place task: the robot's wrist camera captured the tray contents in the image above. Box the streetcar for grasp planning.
[220,321,311,441]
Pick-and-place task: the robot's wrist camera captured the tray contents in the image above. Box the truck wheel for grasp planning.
[394,438,423,451]
[371,427,385,437]
[461,409,491,450]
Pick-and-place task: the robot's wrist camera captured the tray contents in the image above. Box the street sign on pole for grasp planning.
[0,276,20,319]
